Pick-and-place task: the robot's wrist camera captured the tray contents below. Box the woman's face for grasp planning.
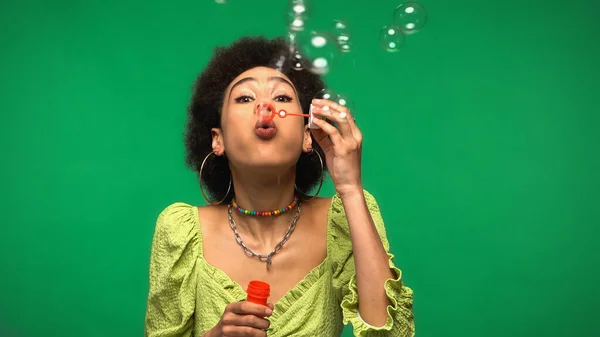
[212,66,312,173]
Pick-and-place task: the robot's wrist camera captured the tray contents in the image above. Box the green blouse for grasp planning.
[145,190,415,337]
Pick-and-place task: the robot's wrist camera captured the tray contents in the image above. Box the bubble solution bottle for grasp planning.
[246,280,271,308]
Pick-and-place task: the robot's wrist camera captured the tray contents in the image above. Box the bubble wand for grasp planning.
[256,102,328,130]
[256,102,309,121]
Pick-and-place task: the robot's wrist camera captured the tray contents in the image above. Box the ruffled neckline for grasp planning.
[192,194,342,316]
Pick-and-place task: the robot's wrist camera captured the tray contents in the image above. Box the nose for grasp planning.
[256,102,276,122]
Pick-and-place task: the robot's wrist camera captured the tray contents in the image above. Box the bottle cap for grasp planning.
[246,280,270,306]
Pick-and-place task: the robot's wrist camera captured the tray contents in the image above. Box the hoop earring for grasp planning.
[295,149,324,201]
[199,151,232,205]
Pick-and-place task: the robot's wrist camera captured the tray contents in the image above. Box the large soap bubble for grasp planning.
[393,2,428,35]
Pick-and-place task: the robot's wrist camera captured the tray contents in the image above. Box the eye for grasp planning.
[274,94,293,102]
[234,95,254,103]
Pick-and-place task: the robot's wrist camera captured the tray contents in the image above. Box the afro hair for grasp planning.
[184,36,327,203]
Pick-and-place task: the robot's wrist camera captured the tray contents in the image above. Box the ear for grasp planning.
[302,124,312,153]
[211,128,225,155]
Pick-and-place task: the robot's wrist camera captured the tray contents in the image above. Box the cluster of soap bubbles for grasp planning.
[288,0,308,32]
[284,1,356,115]
[379,2,428,52]
[215,0,428,65]
[285,1,353,76]
[213,0,428,114]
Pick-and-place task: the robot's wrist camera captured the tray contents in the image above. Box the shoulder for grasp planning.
[300,189,380,217]
[152,202,200,248]
[148,203,201,288]
[196,204,227,224]
[156,202,198,227]
[301,195,333,217]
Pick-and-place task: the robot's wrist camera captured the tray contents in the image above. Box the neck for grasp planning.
[229,166,298,245]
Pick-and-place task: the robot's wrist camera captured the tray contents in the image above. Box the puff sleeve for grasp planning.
[145,203,200,337]
[330,191,415,337]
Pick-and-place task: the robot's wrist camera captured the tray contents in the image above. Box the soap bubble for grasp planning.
[336,93,355,113]
[288,0,309,31]
[314,88,338,101]
[311,89,355,126]
[215,0,226,3]
[393,2,427,34]
[284,32,303,70]
[290,0,308,15]
[379,25,405,52]
[288,13,308,31]
[313,88,339,116]
[291,51,304,70]
[332,20,352,53]
[286,31,297,50]
[296,31,339,75]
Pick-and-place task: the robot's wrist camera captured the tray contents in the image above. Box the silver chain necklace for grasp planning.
[227,202,301,269]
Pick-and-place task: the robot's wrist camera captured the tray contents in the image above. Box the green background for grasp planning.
[1,0,598,336]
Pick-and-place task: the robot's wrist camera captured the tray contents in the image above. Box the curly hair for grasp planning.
[184,36,327,204]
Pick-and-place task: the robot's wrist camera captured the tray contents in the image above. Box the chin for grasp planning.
[234,153,299,175]
[227,140,302,171]
[251,157,297,171]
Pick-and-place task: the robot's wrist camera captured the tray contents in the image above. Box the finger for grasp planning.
[266,303,275,311]
[237,315,270,330]
[312,99,354,136]
[309,127,333,153]
[312,100,350,120]
[345,110,362,145]
[228,301,273,317]
[314,99,362,145]
[222,325,267,337]
[222,311,270,330]
[312,107,353,139]
[311,117,343,146]
[312,99,347,116]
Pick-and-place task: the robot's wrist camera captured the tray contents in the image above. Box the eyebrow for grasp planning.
[228,76,296,99]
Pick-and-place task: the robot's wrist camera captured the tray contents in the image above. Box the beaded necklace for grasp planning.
[231,195,299,216]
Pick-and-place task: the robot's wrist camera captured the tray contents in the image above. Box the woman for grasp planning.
[145,36,415,337]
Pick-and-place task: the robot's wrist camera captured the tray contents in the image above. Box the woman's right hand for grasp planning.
[207,301,274,337]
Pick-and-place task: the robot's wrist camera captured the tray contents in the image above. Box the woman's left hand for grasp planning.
[310,98,363,197]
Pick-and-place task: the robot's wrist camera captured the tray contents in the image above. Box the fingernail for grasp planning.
[313,99,321,103]
[265,308,273,316]
[339,112,347,119]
